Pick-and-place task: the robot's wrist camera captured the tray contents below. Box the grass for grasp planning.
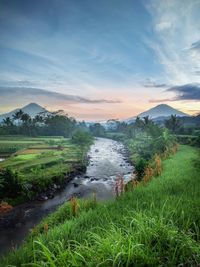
[1,145,200,266]
[0,136,83,203]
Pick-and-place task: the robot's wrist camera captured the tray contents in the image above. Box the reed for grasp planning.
[143,166,154,184]
[132,175,139,189]
[70,196,78,217]
[119,176,124,194]
[92,191,97,207]
[154,154,162,176]
[43,223,49,234]
[115,177,120,198]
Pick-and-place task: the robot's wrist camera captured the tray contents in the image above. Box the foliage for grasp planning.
[44,114,76,137]
[165,115,182,134]
[0,167,21,198]
[72,130,93,147]
[89,123,106,137]
[134,158,148,180]
[2,146,200,266]
[0,111,77,137]
[0,136,89,203]
[194,134,200,147]
[72,130,93,163]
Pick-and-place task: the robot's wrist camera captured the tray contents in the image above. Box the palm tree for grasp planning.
[165,115,181,134]
[3,117,13,126]
[21,113,31,124]
[143,116,151,126]
[135,117,144,129]
[12,109,24,121]
[2,117,14,134]
[33,115,44,124]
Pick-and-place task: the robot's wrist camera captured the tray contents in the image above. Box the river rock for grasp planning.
[47,193,54,199]
[73,182,79,187]
[15,222,22,228]
[53,184,57,189]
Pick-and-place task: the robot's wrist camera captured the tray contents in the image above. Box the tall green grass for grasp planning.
[2,145,200,266]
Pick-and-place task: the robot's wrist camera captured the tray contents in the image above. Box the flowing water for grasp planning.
[0,138,133,255]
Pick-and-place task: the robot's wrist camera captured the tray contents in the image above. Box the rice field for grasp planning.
[0,136,83,203]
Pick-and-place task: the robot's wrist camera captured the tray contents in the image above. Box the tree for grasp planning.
[135,117,144,130]
[0,167,21,198]
[72,130,93,163]
[143,116,151,126]
[165,115,181,134]
[2,117,16,134]
[12,109,24,122]
[21,113,31,124]
[89,123,106,137]
[44,114,76,137]
[33,115,44,124]
[2,117,13,127]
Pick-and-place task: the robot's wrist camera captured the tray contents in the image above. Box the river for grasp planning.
[0,138,133,255]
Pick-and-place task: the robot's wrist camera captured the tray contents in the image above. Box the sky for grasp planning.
[0,0,200,121]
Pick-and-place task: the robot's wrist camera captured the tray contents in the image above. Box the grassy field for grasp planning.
[0,136,83,204]
[0,136,66,154]
[2,145,200,266]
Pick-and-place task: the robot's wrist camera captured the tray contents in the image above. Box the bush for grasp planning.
[0,167,21,198]
[192,134,200,147]
[135,158,148,180]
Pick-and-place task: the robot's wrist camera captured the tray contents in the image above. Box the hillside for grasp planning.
[0,103,48,122]
[2,145,200,266]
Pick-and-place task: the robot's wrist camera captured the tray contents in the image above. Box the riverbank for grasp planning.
[1,145,200,266]
[0,138,133,256]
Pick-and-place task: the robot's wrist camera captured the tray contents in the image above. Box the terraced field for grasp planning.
[0,136,83,204]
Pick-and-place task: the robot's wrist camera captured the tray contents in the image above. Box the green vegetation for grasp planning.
[72,130,94,163]
[0,110,77,137]
[0,108,94,204]
[0,134,92,204]
[2,145,200,266]
[89,123,106,137]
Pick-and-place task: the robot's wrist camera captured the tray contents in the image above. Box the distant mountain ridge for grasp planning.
[0,103,48,122]
[0,103,191,124]
[126,104,189,122]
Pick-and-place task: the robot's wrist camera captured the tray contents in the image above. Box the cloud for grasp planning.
[149,98,173,103]
[149,83,200,103]
[155,21,172,32]
[0,87,121,105]
[143,80,168,88]
[189,40,200,52]
[167,83,200,101]
[144,0,200,85]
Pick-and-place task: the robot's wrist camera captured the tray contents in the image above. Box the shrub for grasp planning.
[0,167,21,198]
[154,154,162,176]
[135,158,148,180]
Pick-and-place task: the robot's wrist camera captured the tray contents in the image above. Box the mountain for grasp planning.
[126,104,189,122]
[0,103,48,122]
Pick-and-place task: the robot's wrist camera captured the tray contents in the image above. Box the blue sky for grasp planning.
[0,0,200,120]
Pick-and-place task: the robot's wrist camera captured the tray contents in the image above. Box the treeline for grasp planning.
[0,110,88,137]
[100,115,200,181]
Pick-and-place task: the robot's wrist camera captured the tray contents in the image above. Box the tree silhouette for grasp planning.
[165,115,181,134]
[12,109,24,121]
